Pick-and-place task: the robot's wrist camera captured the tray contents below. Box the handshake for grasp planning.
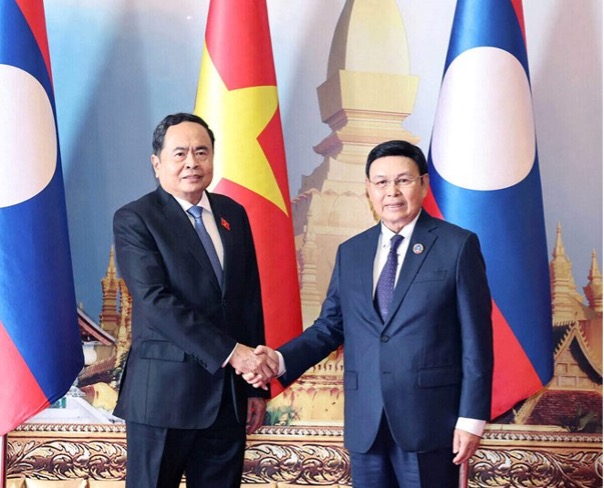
[228,344,281,390]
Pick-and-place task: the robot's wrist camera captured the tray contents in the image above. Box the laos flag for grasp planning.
[425,0,553,419]
[0,0,83,435]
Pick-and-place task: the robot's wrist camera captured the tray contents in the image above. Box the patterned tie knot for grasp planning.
[390,234,404,253]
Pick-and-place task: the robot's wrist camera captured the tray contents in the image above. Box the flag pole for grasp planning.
[0,434,7,488]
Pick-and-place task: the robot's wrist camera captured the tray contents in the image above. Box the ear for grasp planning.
[421,173,430,196]
[151,154,160,178]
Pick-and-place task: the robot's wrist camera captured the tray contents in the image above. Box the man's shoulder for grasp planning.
[208,192,245,212]
[339,225,380,251]
[420,211,475,240]
[431,217,473,235]
[115,189,160,216]
[207,193,251,224]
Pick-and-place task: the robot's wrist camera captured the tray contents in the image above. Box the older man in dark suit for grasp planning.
[250,140,494,487]
[113,113,277,488]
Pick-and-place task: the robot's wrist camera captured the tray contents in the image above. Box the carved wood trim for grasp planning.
[7,424,602,486]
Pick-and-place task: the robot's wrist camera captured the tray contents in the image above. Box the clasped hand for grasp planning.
[229,344,279,390]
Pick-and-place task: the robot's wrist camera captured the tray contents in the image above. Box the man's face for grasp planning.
[151,121,214,204]
[365,155,429,233]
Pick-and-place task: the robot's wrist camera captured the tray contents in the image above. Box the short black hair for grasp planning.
[152,113,215,156]
[365,140,428,177]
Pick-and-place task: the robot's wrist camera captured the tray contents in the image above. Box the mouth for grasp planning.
[384,202,405,210]
[182,174,203,181]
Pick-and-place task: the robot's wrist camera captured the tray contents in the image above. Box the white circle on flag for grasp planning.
[431,47,535,191]
[0,64,57,208]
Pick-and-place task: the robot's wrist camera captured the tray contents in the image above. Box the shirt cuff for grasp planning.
[455,417,486,437]
[275,350,286,376]
[222,343,238,368]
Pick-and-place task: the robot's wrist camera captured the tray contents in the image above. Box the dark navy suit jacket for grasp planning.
[279,209,493,453]
[113,185,268,429]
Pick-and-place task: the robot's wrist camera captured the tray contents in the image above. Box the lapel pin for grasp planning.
[413,243,424,254]
[220,218,230,231]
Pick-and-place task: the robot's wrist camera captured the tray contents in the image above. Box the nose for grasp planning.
[385,179,401,196]
[184,149,198,168]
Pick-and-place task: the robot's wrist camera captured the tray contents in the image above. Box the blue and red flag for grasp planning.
[424,0,553,419]
[0,0,83,435]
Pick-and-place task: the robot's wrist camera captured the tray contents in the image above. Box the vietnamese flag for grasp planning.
[425,0,553,419]
[194,0,302,396]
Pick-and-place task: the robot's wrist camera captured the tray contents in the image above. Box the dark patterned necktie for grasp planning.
[375,234,404,320]
[187,206,223,286]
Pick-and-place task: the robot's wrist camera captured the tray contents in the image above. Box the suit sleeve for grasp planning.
[456,233,494,421]
[113,206,236,374]
[238,209,266,350]
[237,209,270,398]
[278,247,345,386]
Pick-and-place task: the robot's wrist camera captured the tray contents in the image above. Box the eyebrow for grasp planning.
[172,145,210,152]
[370,171,414,178]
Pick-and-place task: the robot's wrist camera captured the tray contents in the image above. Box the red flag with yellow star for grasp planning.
[194,0,302,396]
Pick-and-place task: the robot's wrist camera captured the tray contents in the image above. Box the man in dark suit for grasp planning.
[249,140,493,487]
[113,113,277,488]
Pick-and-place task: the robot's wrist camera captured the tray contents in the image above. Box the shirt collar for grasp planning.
[173,192,213,215]
[379,209,422,246]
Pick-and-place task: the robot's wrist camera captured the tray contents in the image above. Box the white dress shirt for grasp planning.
[173,192,224,267]
[372,211,420,296]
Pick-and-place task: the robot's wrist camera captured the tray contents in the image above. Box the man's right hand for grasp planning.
[241,345,280,389]
[228,344,278,390]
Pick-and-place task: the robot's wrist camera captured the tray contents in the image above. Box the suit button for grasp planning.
[380,335,390,343]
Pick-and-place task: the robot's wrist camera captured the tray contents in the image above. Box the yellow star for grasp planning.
[194,45,287,215]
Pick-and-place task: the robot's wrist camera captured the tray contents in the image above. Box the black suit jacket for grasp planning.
[279,210,493,453]
[113,185,268,429]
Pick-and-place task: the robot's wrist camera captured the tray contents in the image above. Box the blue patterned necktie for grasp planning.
[375,234,404,320]
[187,206,223,286]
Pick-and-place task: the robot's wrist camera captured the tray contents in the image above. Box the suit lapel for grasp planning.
[352,223,382,323]
[383,211,438,326]
[357,225,382,323]
[207,193,231,290]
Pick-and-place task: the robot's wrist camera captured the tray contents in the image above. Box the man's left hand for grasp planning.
[452,428,481,465]
[246,397,267,434]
